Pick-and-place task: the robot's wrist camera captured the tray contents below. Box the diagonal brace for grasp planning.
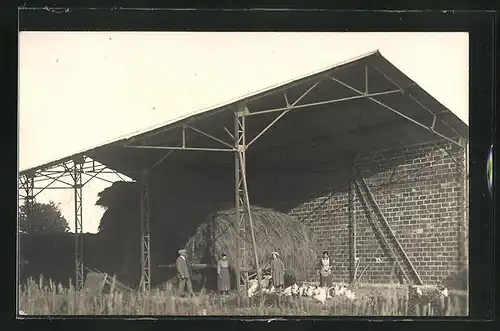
[371,65,465,148]
[246,80,321,149]
[35,172,73,187]
[330,75,462,148]
[149,150,175,172]
[185,124,234,149]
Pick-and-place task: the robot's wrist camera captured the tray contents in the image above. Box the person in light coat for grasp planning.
[270,251,285,292]
[217,253,231,295]
[318,250,333,288]
[176,249,194,297]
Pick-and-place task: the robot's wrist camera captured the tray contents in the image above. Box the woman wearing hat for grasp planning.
[270,251,285,292]
[318,251,333,288]
[217,253,230,295]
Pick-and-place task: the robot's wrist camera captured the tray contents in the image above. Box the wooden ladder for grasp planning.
[353,168,423,286]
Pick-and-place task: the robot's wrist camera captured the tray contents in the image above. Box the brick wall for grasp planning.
[287,141,466,285]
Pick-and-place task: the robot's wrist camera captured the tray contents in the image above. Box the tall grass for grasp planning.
[18,276,468,316]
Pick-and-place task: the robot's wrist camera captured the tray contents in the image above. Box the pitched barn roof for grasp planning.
[20,50,468,179]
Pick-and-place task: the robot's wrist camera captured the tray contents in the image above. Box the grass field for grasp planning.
[18,277,468,316]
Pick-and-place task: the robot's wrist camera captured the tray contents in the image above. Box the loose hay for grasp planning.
[186,206,318,282]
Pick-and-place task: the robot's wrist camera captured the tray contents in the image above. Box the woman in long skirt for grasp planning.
[217,253,230,295]
[318,251,333,288]
[270,251,285,292]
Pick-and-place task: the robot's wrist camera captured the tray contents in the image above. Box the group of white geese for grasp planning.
[246,275,451,305]
[246,275,356,304]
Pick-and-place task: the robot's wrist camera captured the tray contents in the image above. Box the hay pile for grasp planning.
[185,206,319,281]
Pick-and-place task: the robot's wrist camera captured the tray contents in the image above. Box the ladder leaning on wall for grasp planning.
[353,167,424,286]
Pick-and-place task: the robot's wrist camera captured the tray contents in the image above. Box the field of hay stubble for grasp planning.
[18,276,468,317]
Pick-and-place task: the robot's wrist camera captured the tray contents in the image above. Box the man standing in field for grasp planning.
[176,249,194,297]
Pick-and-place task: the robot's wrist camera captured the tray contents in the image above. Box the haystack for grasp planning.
[185,206,318,282]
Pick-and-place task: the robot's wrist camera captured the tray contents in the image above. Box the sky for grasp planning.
[18,32,469,233]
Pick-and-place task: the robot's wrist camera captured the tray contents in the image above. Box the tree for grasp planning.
[19,200,70,235]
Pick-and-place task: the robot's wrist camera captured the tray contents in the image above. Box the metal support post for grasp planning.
[234,108,247,294]
[235,106,262,291]
[18,157,133,292]
[18,173,34,292]
[140,168,151,291]
[24,173,35,220]
[72,157,84,291]
[348,168,356,283]
[239,150,262,291]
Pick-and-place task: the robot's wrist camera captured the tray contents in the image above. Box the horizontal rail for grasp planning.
[245,90,401,117]
[124,145,236,152]
[30,186,74,190]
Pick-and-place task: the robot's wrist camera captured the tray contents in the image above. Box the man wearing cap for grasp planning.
[176,249,194,297]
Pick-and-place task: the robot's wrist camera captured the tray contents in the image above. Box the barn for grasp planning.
[18,50,468,292]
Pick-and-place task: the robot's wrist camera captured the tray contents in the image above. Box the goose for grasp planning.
[312,287,328,304]
[305,286,316,297]
[440,287,449,298]
[283,283,299,296]
[297,285,307,296]
[344,289,356,300]
[247,280,259,297]
[312,286,337,304]
[333,285,348,296]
